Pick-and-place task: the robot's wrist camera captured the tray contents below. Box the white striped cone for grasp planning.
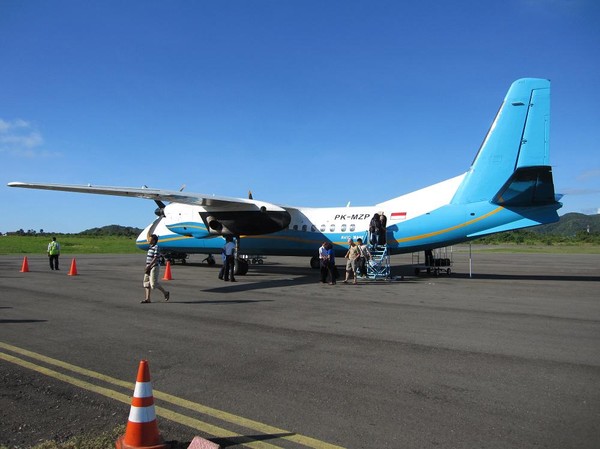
[116,360,167,449]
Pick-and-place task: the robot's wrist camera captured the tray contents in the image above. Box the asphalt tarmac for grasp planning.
[1,249,599,449]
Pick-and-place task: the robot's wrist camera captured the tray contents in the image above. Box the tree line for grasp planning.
[5,225,143,238]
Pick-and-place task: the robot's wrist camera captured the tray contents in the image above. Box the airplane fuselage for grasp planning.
[136,172,561,257]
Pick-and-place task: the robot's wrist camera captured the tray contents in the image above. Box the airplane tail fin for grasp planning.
[451,78,558,207]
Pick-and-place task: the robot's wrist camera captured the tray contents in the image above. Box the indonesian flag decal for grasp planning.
[390,212,407,220]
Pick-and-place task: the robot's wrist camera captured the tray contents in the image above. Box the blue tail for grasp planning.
[452,78,557,207]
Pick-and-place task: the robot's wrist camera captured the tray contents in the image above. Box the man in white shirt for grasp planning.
[223,236,236,282]
[356,238,371,278]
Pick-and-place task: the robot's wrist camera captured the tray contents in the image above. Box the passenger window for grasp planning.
[320,224,326,232]
[330,224,335,232]
[350,224,355,232]
[311,225,317,232]
[302,225,307,232]
[293,225,298,231]
[341,224,347,232]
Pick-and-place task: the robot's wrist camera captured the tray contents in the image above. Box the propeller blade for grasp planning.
[146,216,163,240]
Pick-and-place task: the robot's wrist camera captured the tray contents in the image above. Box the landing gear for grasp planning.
[234,258,249,276]
[202,254,216,266]
[162,251,189,264]
[310,256,320,269]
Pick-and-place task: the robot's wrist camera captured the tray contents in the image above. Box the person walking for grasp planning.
[47,236,61,270]
[356,238,371,278]
[343,238,360,284]
[369,213,381,249]
[141,234,170,303]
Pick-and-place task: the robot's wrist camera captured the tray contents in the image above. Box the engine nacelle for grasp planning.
[159,202,291,238]
[199,209,291,236]
[166,222,212,238]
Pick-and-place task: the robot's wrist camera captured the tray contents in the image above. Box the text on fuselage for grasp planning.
[333,213,371,221]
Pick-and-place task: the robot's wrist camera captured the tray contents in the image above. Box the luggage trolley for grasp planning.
[161,251,189,264]
[412,246,453,276]
[240,254,267,265]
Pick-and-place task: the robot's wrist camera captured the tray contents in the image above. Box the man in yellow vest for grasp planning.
[47,236,61,270]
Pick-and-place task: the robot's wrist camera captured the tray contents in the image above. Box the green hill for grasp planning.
[477,213,600,245]
[79,225,143,237]
[534,213,600,235]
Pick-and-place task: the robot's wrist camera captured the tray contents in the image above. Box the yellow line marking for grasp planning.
[393,206,504,243]
[0,351,281,449]
[0,342,346,449]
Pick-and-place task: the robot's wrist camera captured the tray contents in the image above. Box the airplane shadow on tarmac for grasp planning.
[0,319,48,324]
[448,272,600,282]
[202,277,314,294]
[181,262,319,295]
[168,432,296,449]
[210,432,296,448]
[175,299,274,305]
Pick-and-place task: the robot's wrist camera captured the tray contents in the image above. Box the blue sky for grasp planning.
[1,0,599,233]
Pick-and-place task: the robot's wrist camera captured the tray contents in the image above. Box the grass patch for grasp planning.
[0,235,141,255]
[454,243,600,254]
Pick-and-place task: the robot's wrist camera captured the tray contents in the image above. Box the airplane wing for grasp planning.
[7,182,286,211]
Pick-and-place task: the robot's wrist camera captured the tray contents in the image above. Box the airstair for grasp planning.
[358,232,391,280]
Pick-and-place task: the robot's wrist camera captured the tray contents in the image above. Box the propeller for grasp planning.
[146,183,184,239]
[154,200,166,217]
[141,183,167,240]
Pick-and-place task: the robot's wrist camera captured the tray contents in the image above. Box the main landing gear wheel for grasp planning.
[234,258,249,276]
[310,256,320,269]
[202,254,216,266]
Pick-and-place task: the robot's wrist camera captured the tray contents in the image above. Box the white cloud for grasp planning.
[577,169,600,182]
[0,118,61,158]
[561,188,600,196]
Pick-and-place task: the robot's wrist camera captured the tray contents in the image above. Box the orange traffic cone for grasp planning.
[20,256,30,273]
[67,258,78,276]
[116,360,167,449]
[162,261,172,281]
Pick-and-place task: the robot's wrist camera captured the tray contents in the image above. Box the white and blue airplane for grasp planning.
[9,78,562,273]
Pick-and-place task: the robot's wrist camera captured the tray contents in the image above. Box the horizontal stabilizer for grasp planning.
[467,209,559,238]
[492,166,557,207]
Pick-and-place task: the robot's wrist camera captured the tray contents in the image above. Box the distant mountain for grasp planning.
[79,225,143,237]
[534,213,600,236]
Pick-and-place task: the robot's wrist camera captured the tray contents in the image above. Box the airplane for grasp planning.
[8,78,562,275]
